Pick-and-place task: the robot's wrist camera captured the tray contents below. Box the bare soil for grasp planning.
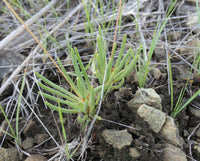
[0,0,200,161]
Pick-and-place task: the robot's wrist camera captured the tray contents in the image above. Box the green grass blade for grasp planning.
[114,54,138,82]
[173,87,185,115]
[70,48,87,97]
[115,35,126,67]
[0,129,16,139]
[176,89,200,116]
[46,101,79,113]
[77,77,86,98]
[105,58,114,82]
[96,53,105,76]
[57,100,70,159]
[16,69,26,144]
[97,27,107,64]
[75,48,91,91]
[38,82,79,102]
[94,85,102,95]
[0,105,16,138]
[83,99,89,113]
[57,58,81,97]
[112,78,124,90]
[35,72,79,101]
[168,53,174,113]
[115,48,133,73]
[89,86,95,113]
[40,92,82,111]
[96,68,103,84]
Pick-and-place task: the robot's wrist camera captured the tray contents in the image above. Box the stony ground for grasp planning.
[0,0,200,161]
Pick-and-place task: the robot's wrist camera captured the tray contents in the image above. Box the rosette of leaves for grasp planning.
[36,28,140,128]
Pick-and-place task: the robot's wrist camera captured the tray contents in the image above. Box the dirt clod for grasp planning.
[33,133,48,144]
[163,143,187,161]
[102,129,133,150]
[137,104,166,133]
[128,88,162,111]
[25,154,47,161]
[22,137,34,150]
[129,147,141,159]
[0,148,19,161]
[160,116,184,148]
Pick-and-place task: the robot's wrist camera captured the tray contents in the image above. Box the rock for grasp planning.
[0,148,19,161]
[0,50,25,84]
[194,143,200,155]
[129,147,141,159]
[34,133,48,144]
[23,120,36,136]
[160,116,184,148]
[114,87,133,100]
[150,68,162,80]
[22,137,34,150]
[137,104,166,133]
[162,144,187,161]
[128,88,162,111]
[102,129,133,150]
[190,106,200,118]
[25,154,47,161]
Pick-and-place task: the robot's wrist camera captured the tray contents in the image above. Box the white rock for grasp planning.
[102,129,133,150]
[163,144,187,161]
[160,116,184,148]
[137,104,166,133]
[128,88,162,110]
[129,147,141,159]
[0,148,19,161]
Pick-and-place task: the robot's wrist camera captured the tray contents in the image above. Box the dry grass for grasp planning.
[0,0,200,160]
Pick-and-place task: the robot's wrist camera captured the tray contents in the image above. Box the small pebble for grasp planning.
[25,154,47,161]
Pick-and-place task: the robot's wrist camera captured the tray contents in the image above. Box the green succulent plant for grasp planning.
[36,27,140,128]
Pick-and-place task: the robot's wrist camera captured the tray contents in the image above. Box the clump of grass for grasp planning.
[3,0,132,131]
[136,0,177,88]
[168,52,200,118]
[82,0,123,48]
[168,0,200,118]
[36,27,140,129]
